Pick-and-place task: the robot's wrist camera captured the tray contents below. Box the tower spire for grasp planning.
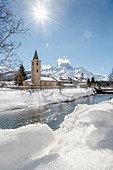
[33,50,39,60]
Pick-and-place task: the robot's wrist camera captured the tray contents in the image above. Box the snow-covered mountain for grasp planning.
[41,62,108,81]
[0,66,13,73]
[0,62,108,81]
[0,66,16,79]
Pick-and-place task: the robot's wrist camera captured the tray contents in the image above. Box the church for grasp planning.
[23,50,57,87]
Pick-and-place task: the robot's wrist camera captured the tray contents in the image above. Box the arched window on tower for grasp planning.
[37,61,38,65]
[37,69,38,73]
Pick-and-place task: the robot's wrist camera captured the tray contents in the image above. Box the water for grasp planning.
[0,94,113,130]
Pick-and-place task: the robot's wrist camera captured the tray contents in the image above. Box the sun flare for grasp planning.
[29,0,57,34]
[34,6,47,22]
[32,1,49,24]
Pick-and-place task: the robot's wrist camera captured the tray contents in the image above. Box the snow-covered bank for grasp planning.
[0,124,55,170]
[1,99,113,169]
[0,88,94,111]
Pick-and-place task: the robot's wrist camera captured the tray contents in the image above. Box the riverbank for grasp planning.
[0,88,94,112]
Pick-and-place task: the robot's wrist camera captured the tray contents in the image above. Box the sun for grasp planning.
[32,1,49,24]
[34,6,47,22]
[28,0,57,34]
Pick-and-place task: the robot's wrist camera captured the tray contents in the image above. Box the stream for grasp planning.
[0,94,113,130]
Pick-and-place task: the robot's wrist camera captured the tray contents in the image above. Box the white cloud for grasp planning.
[84,30,93,39]
[57,57,70,66]
[42,64,52,70]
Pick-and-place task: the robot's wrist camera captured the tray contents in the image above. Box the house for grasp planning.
[78,79,87,88]
[59,77,72,84]
[23,50,57,87]
[53,77,87,88]
[69,77,78,87]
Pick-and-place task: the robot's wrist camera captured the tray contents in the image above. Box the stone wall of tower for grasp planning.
[31,59,41,86]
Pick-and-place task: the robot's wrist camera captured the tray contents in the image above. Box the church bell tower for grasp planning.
[31,50,41,86]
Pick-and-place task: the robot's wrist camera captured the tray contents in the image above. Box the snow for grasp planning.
[71,77,78,81]
[1,98,113,169]
[28,82,34,85]
[0,81,15,87]
[0,124,55,170]
[23,79,34,85]
[0,66,13,72]
[51,100,113,170]
[62,83,76,86]
[25,78,31,81]
[42,64,52,70]
[0,88,94,111]
[41,77,56,82]
[78,79,87,82]
[41,62,108,81]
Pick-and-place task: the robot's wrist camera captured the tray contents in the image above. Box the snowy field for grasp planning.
[0,88,94,111]
[0,88,113,170]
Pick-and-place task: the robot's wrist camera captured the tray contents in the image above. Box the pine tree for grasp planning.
[87,78,91,87]
[91,77,95,85]
[14,64,27,86]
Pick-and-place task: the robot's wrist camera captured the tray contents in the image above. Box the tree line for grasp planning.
[87,77,95,87]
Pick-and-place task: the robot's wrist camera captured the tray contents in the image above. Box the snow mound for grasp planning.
[0,124,55,170]
[56,101,113,150]
[22,100,113,170]
[50,100,113,170]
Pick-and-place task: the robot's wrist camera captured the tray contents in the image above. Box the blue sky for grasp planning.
[10,0,113,75]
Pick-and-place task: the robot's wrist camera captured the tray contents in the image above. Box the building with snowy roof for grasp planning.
[23,50,57,87]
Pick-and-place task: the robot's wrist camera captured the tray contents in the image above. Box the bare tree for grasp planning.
[0,0,29,70]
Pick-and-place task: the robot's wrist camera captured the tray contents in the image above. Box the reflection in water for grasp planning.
[0,94,113,130]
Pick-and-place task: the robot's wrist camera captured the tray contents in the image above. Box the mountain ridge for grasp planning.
[0,63,108,81]
[41,62,108,81]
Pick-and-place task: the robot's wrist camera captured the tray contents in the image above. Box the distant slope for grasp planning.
[0,66,15,79]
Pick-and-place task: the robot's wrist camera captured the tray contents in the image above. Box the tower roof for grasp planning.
[33,50,39,60]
